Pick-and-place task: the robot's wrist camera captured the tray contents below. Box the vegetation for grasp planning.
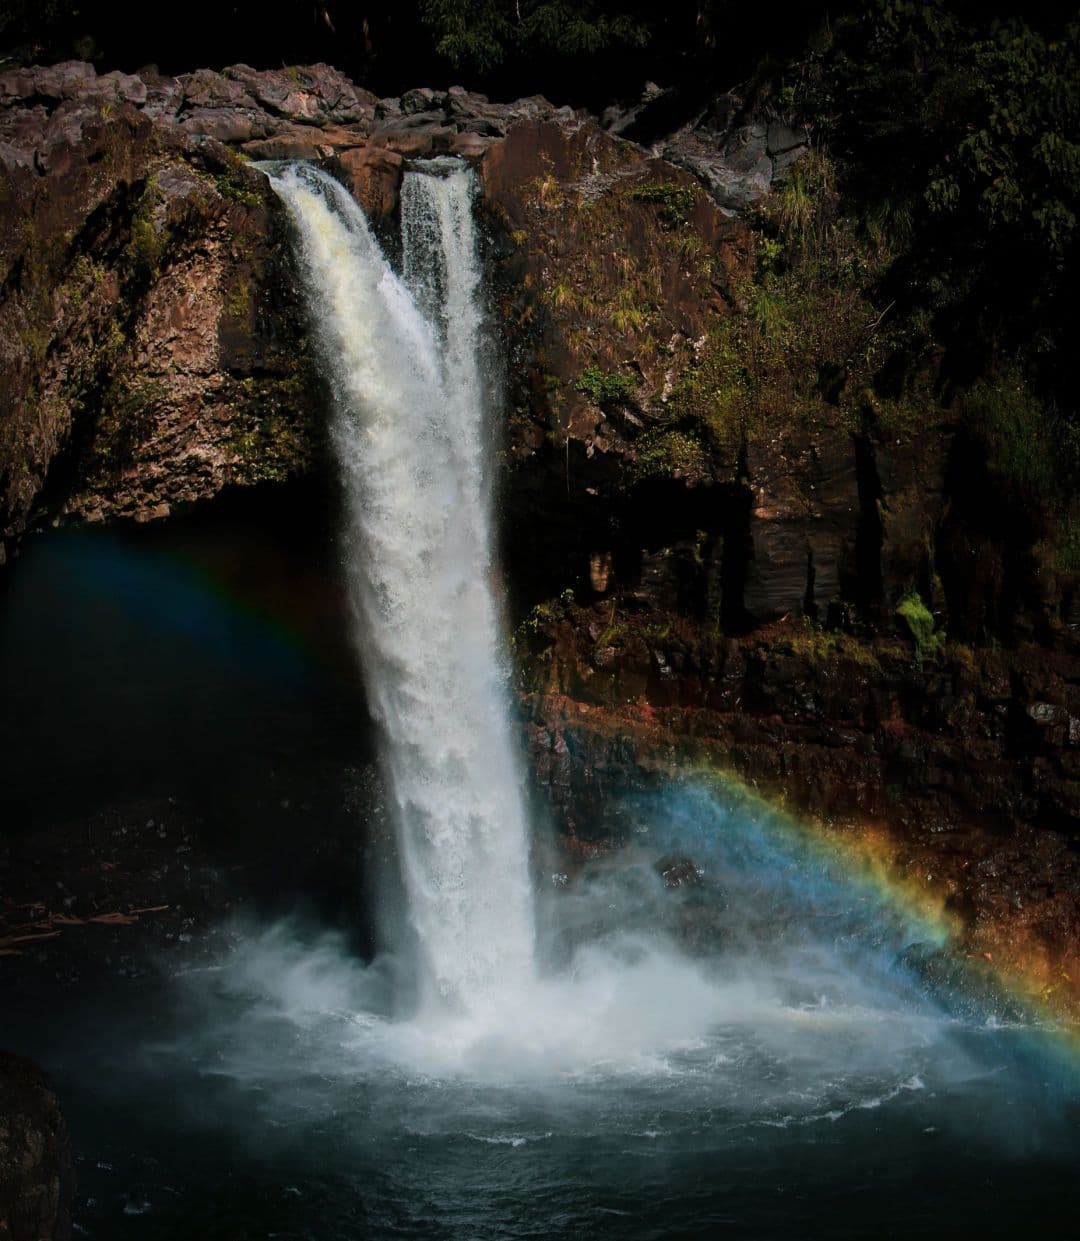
[627,181,698,229]
[420,1,648,73]
[576,365,635,406]
[896,590,942,664]
[795,2,1080,408]
[628,429,709,484]
[657,146,908,469]
[126,175,164,277]
[214,172,261,208]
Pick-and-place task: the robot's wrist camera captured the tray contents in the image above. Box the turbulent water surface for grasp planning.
[5,161,1080,1239]
[15,817,1080,1240]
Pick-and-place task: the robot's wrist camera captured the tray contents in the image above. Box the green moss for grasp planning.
[896,590,942,664]
[224,274,252,319]
[86,375,165,475]
[785,619,882,669]
[126,174,165,276]
[227,373,316,485]
[64,254,108,310]
[659,153,922,463]
[214,172,261,208]
[116,380,166,419]
[518,588,577,637]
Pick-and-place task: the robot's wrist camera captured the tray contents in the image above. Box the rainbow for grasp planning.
[651,761,1080,1068]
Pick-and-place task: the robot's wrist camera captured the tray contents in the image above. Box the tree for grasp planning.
[419,1,649,73]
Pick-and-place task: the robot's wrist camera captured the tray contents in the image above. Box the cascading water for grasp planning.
[267,161,535,1013]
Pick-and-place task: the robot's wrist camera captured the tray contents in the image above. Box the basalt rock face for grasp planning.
[0,1053,73,1241]
[0,70,332,559]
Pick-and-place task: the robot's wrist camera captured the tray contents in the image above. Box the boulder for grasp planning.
[334,145,404,219]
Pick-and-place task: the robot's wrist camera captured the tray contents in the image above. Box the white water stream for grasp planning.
[268,161,535,1015]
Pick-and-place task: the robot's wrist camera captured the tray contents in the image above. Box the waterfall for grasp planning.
[267,161,535,1013]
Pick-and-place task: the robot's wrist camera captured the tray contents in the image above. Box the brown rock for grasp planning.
[371,124,456,158]
[335,145,404,219]
[449,131,494,159]
[0,1052,73,1241]
[242,130,329,161]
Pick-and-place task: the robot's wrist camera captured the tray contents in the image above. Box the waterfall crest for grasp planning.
[268,161,535,1012]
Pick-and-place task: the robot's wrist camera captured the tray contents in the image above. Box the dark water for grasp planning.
[9,943,1080,1241]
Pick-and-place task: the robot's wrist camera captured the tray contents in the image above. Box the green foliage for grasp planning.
[420,0,648,72]
[896,589,942,664]
[628,428,708,483]
[786,618,882,669]
[576,364,634,406]
[773,148,834,251]
[666,155,896,456]
[1057,513,1080,578]
[116,380,166,419]
[798,2,1080,396]
[626,180,698,229]
[958,373,1055,496]
[519,587,577,636]
[923,19,1080,267]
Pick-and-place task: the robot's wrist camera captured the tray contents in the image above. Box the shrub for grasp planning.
[576,364,634,406]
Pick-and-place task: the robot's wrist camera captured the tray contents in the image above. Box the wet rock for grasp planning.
[895,942,1027,1023]
[663,125,772,213]
[0,60,97,105]
[0,1053,73,1241]
[1027,701,1062,727]
[656,855,701,889]
[242,128,330,161]
[766,122,806,156]
[449,131,494,159]
[177,105,262,144]
[0,91,318,551]
[370,121,456,158]
[221,63,375,126]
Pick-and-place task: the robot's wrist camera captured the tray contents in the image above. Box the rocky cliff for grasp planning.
[2,60,1079,1013]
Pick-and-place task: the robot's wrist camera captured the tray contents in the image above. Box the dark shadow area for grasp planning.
[0,479,389,947]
